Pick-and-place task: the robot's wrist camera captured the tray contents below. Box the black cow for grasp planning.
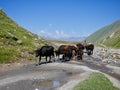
[85,44,94,55]
[35,46,54,64]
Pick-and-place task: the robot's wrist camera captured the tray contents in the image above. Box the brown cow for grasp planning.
[56,45,77,61]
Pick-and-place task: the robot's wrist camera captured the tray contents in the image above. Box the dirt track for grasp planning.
[0,57,120,90]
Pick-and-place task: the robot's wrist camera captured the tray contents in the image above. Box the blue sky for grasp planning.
[0,0,120,39]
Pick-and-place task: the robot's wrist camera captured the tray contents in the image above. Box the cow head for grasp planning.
[35,48,41,57]
[76,43,85,50]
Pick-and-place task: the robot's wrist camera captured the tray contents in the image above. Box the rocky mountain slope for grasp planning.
[0,9,50,63]
[86,20,120,48]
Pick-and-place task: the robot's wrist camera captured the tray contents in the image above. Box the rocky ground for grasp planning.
[0,46,120,90]
[93,47,120,66]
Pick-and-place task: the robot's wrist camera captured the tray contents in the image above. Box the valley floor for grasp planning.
[0,47,120,90]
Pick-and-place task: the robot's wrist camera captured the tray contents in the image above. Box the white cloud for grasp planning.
[38,29,52,37]
[55,30,69,38]
[37,23,73,39]
[38,29,69,39]
[39,30,46,34]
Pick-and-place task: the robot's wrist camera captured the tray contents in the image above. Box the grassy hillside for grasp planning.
[0,9,48,63]
[86,20,120,48]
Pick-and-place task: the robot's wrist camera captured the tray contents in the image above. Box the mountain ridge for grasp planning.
[86,20,120,48]
[43,36,86,42]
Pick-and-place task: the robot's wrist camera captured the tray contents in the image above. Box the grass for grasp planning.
[73,72,120,90]
[0,46,20,63]
[0,9,47,63]
[104,37,120,48]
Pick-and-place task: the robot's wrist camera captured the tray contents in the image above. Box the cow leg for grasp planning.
[90,50,92,55]
[39,56,41,65]
[52,53,55,62]
[70,54,72,60]
[45,56,47,64]
[77,55,82,61]
[62,55,65,59]
[49,56,51,62]
[58,54,60,60]
[91,50,93,55]
[80,55,83,60]
[52,55,55,62]
[77,55,80,60]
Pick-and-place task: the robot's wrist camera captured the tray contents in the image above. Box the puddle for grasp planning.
[0,70,84,90]
[0,79,61,90]
[31,70,81,90]
[32,79,61,89]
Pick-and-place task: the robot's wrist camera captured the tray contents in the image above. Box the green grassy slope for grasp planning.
[0,9,46,63]
[86,20,120,48]
[74,72,120,90]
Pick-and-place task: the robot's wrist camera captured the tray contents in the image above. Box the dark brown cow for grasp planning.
[75,43,85,60]
[56,45,77,61]
[76,43,85,50]
[85,44,94,55]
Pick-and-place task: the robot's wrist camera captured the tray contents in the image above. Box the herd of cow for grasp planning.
[35,43,94,64]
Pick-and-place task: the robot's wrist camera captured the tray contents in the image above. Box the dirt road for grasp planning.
[0,56,120,90]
